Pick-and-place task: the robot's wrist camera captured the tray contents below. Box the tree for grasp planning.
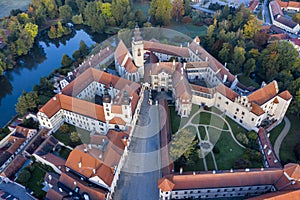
[24,22,38,38]
[15,91,39,115]
[243,58,256,77]
[236,132,249,145]
[232,46,245,73]
[59,124,70,134]
[172,0,185,22]
[76,0,86,14]
[79,40,89,56]
[61,54,73,68]
[293,13,300,24]
[72,49,81,60]
[149,0,172,25]
[101,3,112,20]
[17,169,31,184]
[59,5,73,22]
[70,132,80,143]
[48,25,57,39]
[218,43,231,63]
[184,0,192,16]
[65,0,78,13]
[243,14,262,39]
[135,9,147,27]
[111,0,131,26]
[169,127,196,160]
[83,2,105,33]
[72,14,83,24]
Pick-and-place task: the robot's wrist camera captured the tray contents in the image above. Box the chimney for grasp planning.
[180,76,183,80]
[157,63,159,66]
[230,169,233,173]
[78,161,82,168]
[173,59,175,66]
[107,47,109,51]
[180,167,183,174]
[196,49,198,54]
[224,62,227,67]
[59,188,63,193]
[89,61,91,66]
[180,44,182,48]
[123,136,127,142]
[267,149,272,155]
[261,168,264,171]
[183,63,186,70]
[53,96,57,101]
[205,57,208,62]
[84,148,88,153]
[193,171,196,175]
[264,144,267,149]
[181,68,183,75]
[93,168,96,174]
[187,42,190,47]
[213,170,216,174]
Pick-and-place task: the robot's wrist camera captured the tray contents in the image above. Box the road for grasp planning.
[274,117,291,160]
[113,90,161,200]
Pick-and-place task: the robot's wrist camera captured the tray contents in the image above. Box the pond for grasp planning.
[0,27,107,127]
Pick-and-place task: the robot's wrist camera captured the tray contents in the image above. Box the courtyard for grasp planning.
[169,104,263,172]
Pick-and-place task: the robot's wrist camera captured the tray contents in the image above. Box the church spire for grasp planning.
[133,24,143,42]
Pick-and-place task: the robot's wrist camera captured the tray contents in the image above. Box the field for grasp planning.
[0,0,31,18]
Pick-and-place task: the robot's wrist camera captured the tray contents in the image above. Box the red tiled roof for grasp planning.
[248,81,278,105]
[278,90,292,100]
[59,172,106,200]
[0,155,26,180]
[249,0,259,10]
[158,168,283,191]
[191,84,215,94]
[270,0,284,16]
[158,177,175,192]
[284,163,300,180]
[124,58,138,73]
[109,117,126,126]
[144,40,190,57]
[114,40,129,66]
[251,103,265,116]
[215,84,239,101]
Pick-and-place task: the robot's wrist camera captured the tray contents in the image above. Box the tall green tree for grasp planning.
[243,14,262,39]
[59,5,73,22]
[83,2,105,32]
[149,0,172,25]
[61,54,73,67]
[232,46,245,73]
[76,0,86,14]
[111,0,131,26]
[15,91,39,115]
[172,0,184,22]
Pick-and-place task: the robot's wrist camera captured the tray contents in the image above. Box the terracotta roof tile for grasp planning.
[251,103,265,116]
[114,40,129,66]
[283,163,300,180]
[215,84,239,101]
[159,168,284,191]
[158,177,175,192]
[124,58,138,73]
[144,40,190,57]
[0,155,26,180]
[59,172,106,200]
[270,0,284,16]
[248,81,278,105]
[191,84,215,94]
[46,188,67,200]
[278,90,292,100]
[109,117,126,126]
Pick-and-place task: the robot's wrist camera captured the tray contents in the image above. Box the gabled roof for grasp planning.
[251,103,265,116]
[124,57,138,73]
[215,84,239,102]
[114,40,129,65]
[158,177,175,192]
[144,40,190,57]
[40,93,105,121]
[270,0,284,16]
[248,81,278,105]
[191,84,215,95]
[284,163,300,180]
[109,117,126,126]
[158,168,283,191]
[275,16,298,29]
[278,90,292,101]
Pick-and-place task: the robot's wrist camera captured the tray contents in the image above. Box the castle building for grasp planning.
[115,29,291,132]
[37,68,140,134]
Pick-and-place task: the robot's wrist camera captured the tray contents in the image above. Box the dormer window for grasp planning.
[138,48,141,56]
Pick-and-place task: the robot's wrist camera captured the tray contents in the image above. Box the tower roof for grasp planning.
[134,24,143,41]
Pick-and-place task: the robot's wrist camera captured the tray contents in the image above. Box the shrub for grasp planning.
[236,132,249,145]
[17,169,31,184]
[181,16,192,24]
[247,131,258,140]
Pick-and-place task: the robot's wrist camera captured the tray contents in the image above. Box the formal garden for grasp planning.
[169,104,264,173]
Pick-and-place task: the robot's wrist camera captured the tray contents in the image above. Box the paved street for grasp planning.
[274,117,291,160]
[113,90,161,200]
[0,181,35,200]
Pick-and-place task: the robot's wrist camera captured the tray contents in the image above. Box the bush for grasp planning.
[213,146,220,154]
[247,131,258,140]
[17,169,31,184]
[234,158,252,169]
[294,142,300,160]
[72,14,83,24]
[181,16,192,24]
[236,132,249,145]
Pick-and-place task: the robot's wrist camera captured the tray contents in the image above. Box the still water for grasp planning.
[0,28,106,127]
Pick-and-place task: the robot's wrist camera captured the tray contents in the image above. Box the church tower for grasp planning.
[131,25,145,77]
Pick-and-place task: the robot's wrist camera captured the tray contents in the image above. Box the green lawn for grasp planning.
[192,111,229,130]
[52,124,90,147]
[169,105,189,134]
[198,126,207,140]
[280,115,300,164]
[205,152,216,171]
[269,120,285,145]
[225,116,248,135]
[168,22,208,38]
[214,132,244,170]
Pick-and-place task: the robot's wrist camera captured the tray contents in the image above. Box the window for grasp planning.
[218,96,221,100]
[226,101,229,105]
[251,118,254,121]
[242,112,245,115]
[240,120,243,124]
[233,115,237,119]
